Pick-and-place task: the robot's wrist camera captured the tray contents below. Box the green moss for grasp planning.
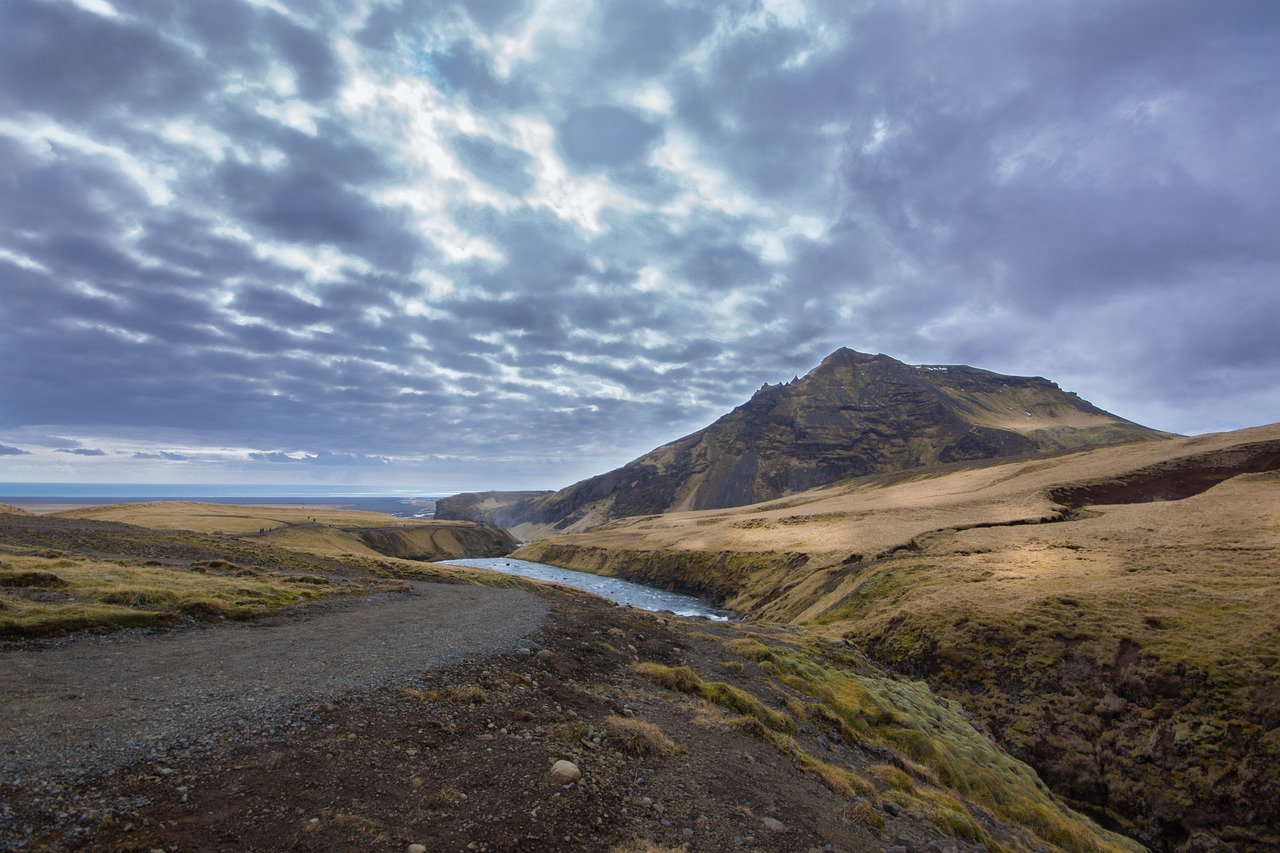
[723,636,773,661]
[632,662,795,733]
[760,643,1142,853]
[0,596,177,636]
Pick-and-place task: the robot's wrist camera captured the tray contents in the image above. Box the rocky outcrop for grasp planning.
[434,491,552,528]
[351,523,517,561]
[515,541,809,604]
[454,348,1170,536]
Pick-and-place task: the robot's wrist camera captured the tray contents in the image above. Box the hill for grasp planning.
[0,504,1139,851]
[441,348,1169,538]
[515,423,1280,850]
[52,501,517,562]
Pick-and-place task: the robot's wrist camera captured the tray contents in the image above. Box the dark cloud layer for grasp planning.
[0,0,1276,489]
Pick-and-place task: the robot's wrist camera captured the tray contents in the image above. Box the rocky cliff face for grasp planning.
[351,523,517,561]
[434,491,553,529]
[456,348,1170,536]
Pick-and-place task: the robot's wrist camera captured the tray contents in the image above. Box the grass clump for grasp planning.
[599,715,683,757]
[632,661,703,693]
[0,554,352,638]
[844,798,885,830]
[632,661,795,733]
[722,636,773,661]
[795,750,876,799]
[0,571,67,589]
[0,598,176,635]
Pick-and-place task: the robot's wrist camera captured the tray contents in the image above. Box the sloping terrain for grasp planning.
[0,506,1138,852]
[436,490,554,526]
[515,423,1280,850]
[441,348,1168,538]
[54,501,517,562]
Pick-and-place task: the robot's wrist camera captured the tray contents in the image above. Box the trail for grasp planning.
[0,582,548,783]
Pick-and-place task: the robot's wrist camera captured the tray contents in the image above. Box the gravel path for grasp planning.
[0,582,548,786]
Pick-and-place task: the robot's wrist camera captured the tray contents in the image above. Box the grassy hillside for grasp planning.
[0,502,523,638]
[55,500,438,534]
[54,501,517,561]
[515,423,1280,850]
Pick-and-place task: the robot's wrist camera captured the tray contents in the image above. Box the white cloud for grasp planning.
[67,0,120,18]
[0,120,175,205]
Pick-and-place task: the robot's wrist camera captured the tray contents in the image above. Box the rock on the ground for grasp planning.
[549,759,581,784]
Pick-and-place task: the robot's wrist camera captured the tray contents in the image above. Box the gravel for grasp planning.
[0,582,547,789]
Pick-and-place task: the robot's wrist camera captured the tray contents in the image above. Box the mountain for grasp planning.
[440,347,1170,537]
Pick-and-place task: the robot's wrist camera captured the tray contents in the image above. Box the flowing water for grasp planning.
[440,557,733,620]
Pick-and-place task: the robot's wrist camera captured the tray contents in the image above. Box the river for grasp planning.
[439,557,733,620]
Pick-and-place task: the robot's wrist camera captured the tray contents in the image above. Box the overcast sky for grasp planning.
[1,0,1277,492]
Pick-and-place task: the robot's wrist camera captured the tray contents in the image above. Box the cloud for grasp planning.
[247,450,391,467]
[557,106,663,169]
[0,0,1277,489]
[451,134,536,195]
[0,0,208,122]
[0,444,31,456]
[55,448,107,457]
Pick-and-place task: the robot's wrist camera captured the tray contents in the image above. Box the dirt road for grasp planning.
[0,583,548,786]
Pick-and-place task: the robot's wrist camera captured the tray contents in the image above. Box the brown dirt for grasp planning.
[2,586,1007,853]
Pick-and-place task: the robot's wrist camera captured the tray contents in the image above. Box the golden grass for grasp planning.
[49,502,516,569]
[631,662,796,733]
[598,715,683,756]
[0,553,360,637]
[812,470,1280,676]
[513,426,1280,845]
[722,636,773,660]
[513,424,1280,625]
[52,501,425,535]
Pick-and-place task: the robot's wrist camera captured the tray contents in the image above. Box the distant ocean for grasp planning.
[0,484,442,518]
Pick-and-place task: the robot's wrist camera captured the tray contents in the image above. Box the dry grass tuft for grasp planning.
[633,661,796,734]
[722,636,773,660]
[844,798,885,830]
[599,715,683,757]
[868,763,914,792]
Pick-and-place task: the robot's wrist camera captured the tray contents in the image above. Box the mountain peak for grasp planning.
[817,346,879,366]
[442,349,1171,537]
